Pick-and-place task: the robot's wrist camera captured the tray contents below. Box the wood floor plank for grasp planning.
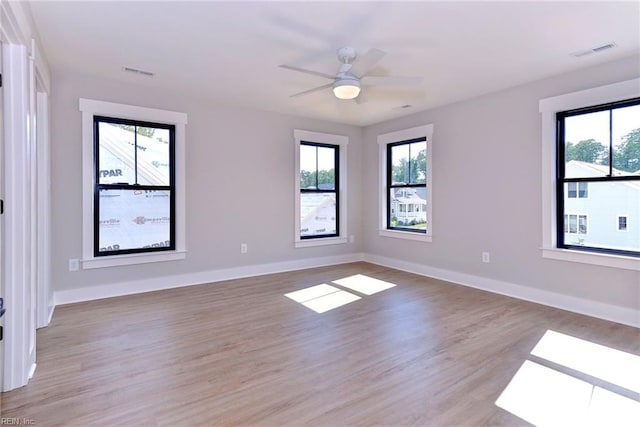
[1,262,638,426]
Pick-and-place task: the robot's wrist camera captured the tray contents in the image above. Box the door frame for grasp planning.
[1,1,52,391]
[2,41,34,392]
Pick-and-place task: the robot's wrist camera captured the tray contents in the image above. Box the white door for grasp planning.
[2,42,37,391]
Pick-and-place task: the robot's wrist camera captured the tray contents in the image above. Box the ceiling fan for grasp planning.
[280,47,423,101]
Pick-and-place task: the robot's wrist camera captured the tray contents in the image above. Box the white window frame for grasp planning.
[539,78,640,271]
[294,129,348,248]
[617,215,629,232]
[79,98,188,269]
[378,124,434,242]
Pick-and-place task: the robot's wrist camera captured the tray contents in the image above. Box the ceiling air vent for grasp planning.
[592,43,616,52]
[570,43,617,58]
[122,66,155,77]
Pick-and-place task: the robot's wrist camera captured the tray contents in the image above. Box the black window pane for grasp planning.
[300,144,317,189]
[317,146,336,190]
[136,127,171,186]
[98,189,171,252]
[300,193,336,237]
[98,122,136,184]
[564,110,609,179]
[409,141,427,184]
[391,144,410,184]
[564,182,639,252]
[612,104,640,175]
[389,188,427,230]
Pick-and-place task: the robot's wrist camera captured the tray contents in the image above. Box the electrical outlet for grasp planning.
[69,258,79,271]
[349,235,355,243]
[482,252,490,263]
[240,243,248,254]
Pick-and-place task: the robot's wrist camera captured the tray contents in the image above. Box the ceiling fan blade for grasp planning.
[279,64,336,80]
[289,83,334,98]
[361,75,423,86]
[354,92,368,104]
[350,48,386,78]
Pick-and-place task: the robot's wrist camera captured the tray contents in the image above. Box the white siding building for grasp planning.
[564,161,640,252]
[390,187,427,226]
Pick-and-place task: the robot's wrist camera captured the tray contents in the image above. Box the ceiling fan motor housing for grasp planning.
[337,47,357,64]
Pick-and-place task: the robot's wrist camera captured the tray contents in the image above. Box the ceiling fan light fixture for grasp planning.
[332,78,361,100]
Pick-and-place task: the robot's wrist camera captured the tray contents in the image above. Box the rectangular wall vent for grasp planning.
[592,43,616,52]
[123,66,155,77]
[570,42,617,58]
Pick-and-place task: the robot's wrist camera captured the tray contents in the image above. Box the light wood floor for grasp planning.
[1,262,638,426]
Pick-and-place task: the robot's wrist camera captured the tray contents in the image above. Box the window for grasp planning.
[557,97,640,257]
[94,116,175,256]
[294,130,348,248]
[564,214,588,235]
[299,142,339,239]
[378,125,433,242]
[540,78,640,270]
[578,182,588,198]
[387,138,427,233]
[80,99,187,269]
[617,215,628,232]
[567,182,588,198]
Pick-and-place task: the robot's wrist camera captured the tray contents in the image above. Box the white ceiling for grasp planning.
[29,1,640,126]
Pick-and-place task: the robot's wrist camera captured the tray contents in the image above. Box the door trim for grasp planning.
[2,43,35,392]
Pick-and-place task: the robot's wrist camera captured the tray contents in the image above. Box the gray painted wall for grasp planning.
[362,54,640,310]
[51,70,364,291]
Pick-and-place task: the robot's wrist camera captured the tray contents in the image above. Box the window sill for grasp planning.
[379,229,432,242]
[82,250,187,269]
[541,247,640,271]
[295,237,347,248]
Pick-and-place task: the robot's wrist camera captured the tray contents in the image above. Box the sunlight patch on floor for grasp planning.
[496,330,640,426]
[284,284,361,314]
[332,274,397,295]
[531,330,640,393]
[496,360,593,426]
[284,274,399,314]
[496,361,640,427]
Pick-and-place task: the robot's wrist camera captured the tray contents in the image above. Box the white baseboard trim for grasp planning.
[363,253,639,329]
[47,304,55,325]
[52,251,638,329]
[54,253,366,306]
[28,363,37,380]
